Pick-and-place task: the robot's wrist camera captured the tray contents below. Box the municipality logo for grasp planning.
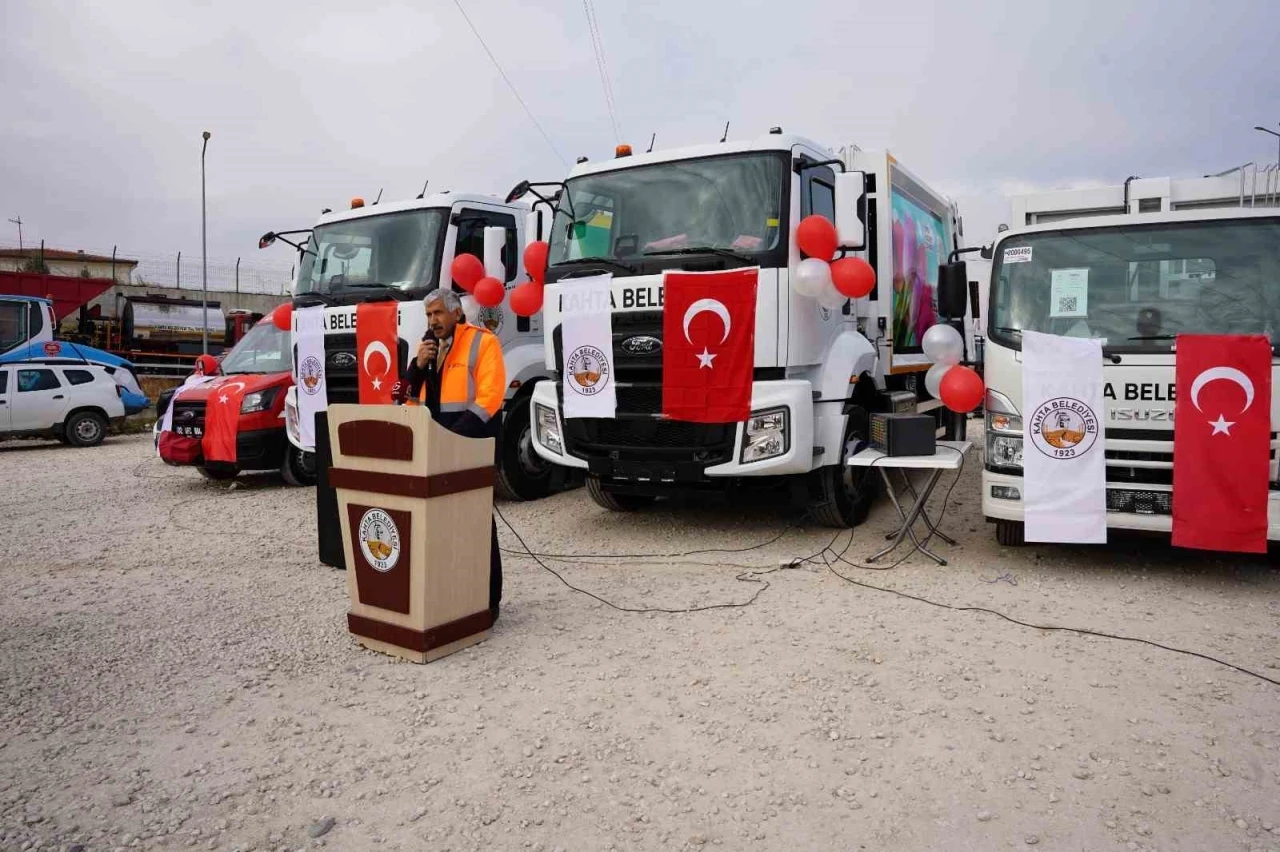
[358,508,401,573]
[1029,397,1099,459]
[299,355,324,395]
[477,306,504,335]
[566,345,610,397]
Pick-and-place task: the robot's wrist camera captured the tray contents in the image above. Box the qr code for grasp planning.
[1058,296,1078,313]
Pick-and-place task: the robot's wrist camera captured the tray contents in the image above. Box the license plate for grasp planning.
[177,426,203,437]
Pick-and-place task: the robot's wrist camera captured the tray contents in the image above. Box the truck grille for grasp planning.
[307,334,410,405]
[170,401,206,436]
[1105,428,1280,489]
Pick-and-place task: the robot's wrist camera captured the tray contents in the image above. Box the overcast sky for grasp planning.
[3,0,1278,273]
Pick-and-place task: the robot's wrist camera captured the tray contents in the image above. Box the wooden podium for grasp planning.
[326,403,496,663]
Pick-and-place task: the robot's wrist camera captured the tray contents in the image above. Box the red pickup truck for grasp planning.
[156,319,315,485]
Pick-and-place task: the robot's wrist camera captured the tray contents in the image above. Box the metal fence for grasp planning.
[0,241,296,295]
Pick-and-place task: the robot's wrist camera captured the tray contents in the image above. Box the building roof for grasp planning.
[0,247,139,265]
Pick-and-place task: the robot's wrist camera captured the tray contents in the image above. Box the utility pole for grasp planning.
[201,130,212,354]
[7,215,22,250]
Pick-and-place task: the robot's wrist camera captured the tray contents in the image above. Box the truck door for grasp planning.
[452,207,520,346]
[11,367,68,431]
[0,368,11,431]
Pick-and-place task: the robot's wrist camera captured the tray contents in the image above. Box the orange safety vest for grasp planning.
[417,322,506,423]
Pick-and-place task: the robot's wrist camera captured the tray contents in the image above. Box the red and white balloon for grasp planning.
[921,322,984,412]
[793,215,875,308]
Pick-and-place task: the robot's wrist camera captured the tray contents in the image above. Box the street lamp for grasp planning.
[1254,125,1280,167]
[201,130,211,354]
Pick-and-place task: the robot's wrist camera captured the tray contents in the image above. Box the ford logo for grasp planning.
[330,351,357,368]
[621,335,662,355]
[179,409,195,421]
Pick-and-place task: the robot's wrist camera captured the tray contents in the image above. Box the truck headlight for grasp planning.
[241,388,277,414]
[535,403,563,454]
[987,433,1024,470]
[741,407,789,464]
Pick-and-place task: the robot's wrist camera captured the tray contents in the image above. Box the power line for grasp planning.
[451,0,568,168]
[582,0,622,144]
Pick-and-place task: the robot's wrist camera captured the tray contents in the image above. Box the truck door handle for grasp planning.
[52,394,65,399]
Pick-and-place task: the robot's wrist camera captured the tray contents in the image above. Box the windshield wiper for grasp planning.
[1127,334,1177,341]
[553,257,637,274]
[643,246,754,262]
[342,282,396,289]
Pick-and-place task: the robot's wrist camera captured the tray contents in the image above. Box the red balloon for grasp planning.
[796,215,838,261]
[451,253,485,293]
[830,257,875,299]
[510,282,544,317]
[939,365,984,413]
[270,302,292,331]
[194,354,220,376]
[523,240,549,285]
[473,276,505,308]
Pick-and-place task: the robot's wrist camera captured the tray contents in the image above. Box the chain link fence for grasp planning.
[0,241,296,295]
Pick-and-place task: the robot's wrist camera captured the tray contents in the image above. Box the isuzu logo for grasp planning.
[330,351,357,368]
[621,335,662,355]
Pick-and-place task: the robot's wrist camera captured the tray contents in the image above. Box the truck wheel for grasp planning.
[63,411,107,447]
[586,475,656,512]
[809,436,880,528]
[280,447,317,487]
[995,520,1026,546]
[494,401,552,501]
[198,466,238,481]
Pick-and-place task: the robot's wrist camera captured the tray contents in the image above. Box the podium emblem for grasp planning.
[358,508,402,572]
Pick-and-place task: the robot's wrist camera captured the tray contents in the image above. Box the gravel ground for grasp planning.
[2,432,1279,852]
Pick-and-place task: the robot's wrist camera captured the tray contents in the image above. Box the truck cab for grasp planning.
[267,192,556,502]
[980,178,1280,545]
[513,133,967,526]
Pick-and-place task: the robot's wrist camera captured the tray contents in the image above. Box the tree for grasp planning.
[19,256,50,274]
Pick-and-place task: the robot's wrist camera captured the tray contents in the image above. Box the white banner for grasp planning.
[295,306,327,448]
[560,274,616,419]
[1022,330,1106,543]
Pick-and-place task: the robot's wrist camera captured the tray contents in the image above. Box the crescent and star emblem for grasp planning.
[363,341,392,390]
[216,380,247,405]
[682,298,732,370]
[1189,366,1255,436]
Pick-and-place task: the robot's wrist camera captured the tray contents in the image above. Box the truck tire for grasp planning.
[63,410,107,448]
[995,520,1026,547]
[586,475,656,512]
[494,400,552,501]
[809,431,880,528]
[280,447,317,487]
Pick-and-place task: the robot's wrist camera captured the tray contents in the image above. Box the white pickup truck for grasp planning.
[0,363,126,446]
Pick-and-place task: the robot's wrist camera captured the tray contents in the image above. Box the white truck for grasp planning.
[974,169,1280,544]
[509,131,968,526]
[262,191,557,501]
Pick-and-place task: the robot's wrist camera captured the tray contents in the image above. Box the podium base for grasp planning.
[347,610,494,664]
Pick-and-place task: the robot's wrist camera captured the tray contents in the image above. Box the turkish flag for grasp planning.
[356,301,399,405]
[662,268,757,423]
[201,377,249,464]
[1172,334,1273,553]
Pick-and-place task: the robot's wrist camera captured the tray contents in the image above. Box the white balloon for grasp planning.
[924,362,953,399]
[818,284,848,310]
[794,258,831,299]
[922,323,964,366]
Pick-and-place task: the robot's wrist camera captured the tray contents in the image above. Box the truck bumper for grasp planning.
[982,469,1280,540]
[529,379,817,478]
[283,387,310,453]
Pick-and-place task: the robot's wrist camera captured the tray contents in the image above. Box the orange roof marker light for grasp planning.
[615,144,632,158]
[350,197,365,209]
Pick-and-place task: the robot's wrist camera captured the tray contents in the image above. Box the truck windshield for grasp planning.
[219,322,291,374]
[296,209,446,296]
[548,153,786,265]
[989,217,1280,351]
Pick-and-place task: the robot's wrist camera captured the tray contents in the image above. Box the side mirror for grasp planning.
[505,180,531,204]
[483,226,507,281]
[524,208,548,247]
[834,170,866,250]
[258,232,277,249]
[937,260,968,318]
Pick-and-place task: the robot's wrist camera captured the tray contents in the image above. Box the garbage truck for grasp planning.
[974,169,1280,544]
[509,131,968,526]
[260,191,557,568]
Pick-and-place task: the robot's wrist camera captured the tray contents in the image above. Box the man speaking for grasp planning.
[402,288,506,622]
